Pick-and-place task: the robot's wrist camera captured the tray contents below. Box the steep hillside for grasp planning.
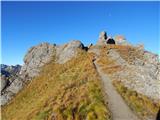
[1,31,159,120]
[96,45,160,120]
[2,51,111,120]
[1,41,84,106]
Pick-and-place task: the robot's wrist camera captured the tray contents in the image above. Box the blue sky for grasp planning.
[1,1,160,65]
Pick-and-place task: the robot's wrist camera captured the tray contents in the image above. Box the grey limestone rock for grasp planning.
[20,42,56,78]
[107,49,126,65]
[114,35,130,45]
[1,41,85,105]
[96,31,107,46]
[1,43,56,105]
[1,75,9,91]
[109,50,160,101]
[56,40,84,64]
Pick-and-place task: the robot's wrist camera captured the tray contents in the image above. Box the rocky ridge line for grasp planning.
[1,40,85,105]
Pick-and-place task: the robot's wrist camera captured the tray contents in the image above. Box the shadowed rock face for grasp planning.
[106,38,115,44]
[1,64,21,92]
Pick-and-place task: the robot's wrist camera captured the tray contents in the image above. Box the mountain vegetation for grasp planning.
[2,51,111,120]
[1,31,159,120]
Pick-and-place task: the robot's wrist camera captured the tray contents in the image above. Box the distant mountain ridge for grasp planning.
[1,64,21,92]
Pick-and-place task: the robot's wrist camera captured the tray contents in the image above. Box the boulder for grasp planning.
[6,78,23,94]
[96,31,107,46]
[56,40,84,64]
[20,42,56,78]
[143,51,159,65]
[114,35,129,45]
[1,77,23,105]
[114,35,126,41]
[107,49,126,65]
[1,75,9,91]
[1,43,56,105]
[1,91,13,105]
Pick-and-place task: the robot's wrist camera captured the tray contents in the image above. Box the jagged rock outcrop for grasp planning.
[114,35,129,45]
[1,31,159,107]
[1,64,22,105]
[1,43,56,105]
[106,48,160,101]
[114,65,160,100]
[96,32,129,46]
[20,42,56,78]
[1,77,25,105]
[96,31,107,46]
[1,76,8,92]
[56,40,84,64]
[1,40,85,105]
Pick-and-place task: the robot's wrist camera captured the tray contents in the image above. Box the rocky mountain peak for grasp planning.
[56,40,84,64]
[1,31,159,117]
[99,31,107,40]
[96,31,108,45]
[96,31,130,46]
[1,40,86,105]
[21,42,56,78]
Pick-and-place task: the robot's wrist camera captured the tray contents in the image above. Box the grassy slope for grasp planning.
[2,51,111,120]
[113,80,160,120]
[97,45,160,119]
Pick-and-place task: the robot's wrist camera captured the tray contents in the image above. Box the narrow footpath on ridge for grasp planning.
[92,49,139,120]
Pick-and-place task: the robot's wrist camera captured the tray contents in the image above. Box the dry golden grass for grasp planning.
[97,45,160,119]
[98,44,144,65]
[113,45,144,65]
[2,50,111,120]
[113,80,160,120]
[97,45,124,75]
